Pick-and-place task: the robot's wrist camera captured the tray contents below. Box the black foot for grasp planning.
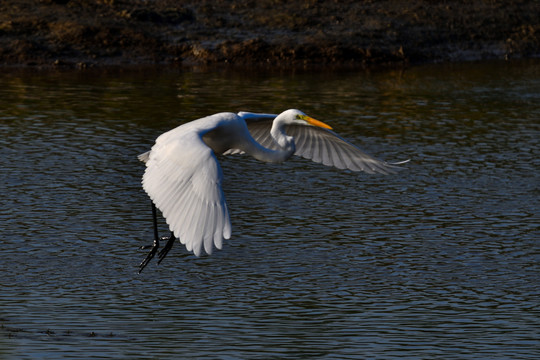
[158,232,176,264]
[138,238,160,274]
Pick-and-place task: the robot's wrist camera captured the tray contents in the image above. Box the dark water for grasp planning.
[1,61,539,359]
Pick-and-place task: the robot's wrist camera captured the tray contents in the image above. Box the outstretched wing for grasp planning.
[285,124,404,174]
[240,117,405,174]
[141,131,231,256]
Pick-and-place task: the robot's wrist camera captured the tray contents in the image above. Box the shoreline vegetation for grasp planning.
[1,0,539,69]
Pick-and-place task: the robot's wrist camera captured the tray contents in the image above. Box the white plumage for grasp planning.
[139,109,406,266]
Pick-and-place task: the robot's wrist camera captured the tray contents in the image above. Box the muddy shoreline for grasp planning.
[1,0,539,69]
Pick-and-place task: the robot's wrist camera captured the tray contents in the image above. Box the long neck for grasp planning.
[239,120,295,163]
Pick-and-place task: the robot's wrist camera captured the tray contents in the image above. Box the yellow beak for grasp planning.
[299,115,333,130]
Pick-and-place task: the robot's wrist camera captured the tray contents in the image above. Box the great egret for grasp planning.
[138,109,406,273]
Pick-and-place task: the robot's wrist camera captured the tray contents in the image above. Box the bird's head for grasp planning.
[281,109,333,130]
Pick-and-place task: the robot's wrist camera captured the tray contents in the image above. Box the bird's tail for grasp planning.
[138,151,150,163]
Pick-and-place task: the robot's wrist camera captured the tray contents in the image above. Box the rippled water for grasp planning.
[1,61,539,359]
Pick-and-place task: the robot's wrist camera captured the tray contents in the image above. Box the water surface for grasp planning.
[1,61,539,359]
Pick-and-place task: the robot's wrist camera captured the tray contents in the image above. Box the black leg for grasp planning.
[158,232,176,264]
[152,199,159,241]
[138,201,161,274]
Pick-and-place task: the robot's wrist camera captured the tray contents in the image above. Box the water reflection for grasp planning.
[1,60,539,359]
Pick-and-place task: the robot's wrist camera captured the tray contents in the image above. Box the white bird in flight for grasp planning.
[138,109,406,273]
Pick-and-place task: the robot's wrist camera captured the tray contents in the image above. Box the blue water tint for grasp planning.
[1,61,539,359]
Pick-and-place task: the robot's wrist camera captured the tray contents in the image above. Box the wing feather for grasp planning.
[290,125,404,174]
[213,204,223,247]
[141,131,231,256]
[324,135,346,169]
[204,203,217,254]
[243,118,403,174]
